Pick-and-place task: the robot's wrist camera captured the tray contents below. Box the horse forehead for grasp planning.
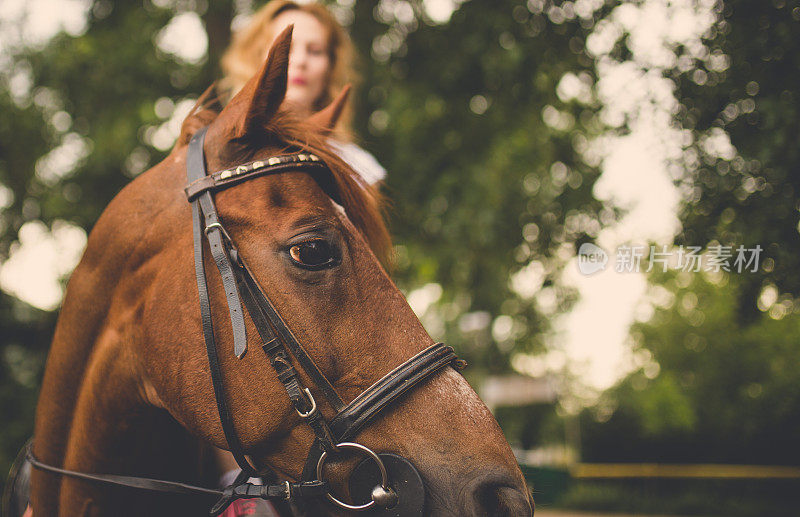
[265,170,332,203]
[219,171,337,221]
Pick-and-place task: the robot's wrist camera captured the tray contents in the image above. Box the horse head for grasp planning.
[31,25,532,517]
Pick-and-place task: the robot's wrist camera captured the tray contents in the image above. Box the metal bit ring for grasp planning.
[316,442,389,511]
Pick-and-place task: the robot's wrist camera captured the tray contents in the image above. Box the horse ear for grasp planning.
[308,85,351,134]
[226,24,293,139]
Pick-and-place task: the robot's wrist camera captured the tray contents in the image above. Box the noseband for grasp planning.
[29,127,465,516]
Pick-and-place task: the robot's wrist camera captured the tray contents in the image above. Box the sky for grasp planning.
[0,0,721,393]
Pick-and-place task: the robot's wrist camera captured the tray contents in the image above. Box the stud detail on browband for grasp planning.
[213,153,321,183]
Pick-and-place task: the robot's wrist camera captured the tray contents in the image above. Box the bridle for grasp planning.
[29,126,465,516]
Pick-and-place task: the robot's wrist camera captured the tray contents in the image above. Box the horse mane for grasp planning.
[178,86,393,267]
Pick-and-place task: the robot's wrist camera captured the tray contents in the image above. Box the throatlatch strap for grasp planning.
[188,128,257,477]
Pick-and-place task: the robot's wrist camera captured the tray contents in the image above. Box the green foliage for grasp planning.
[495,402,563,449]
[625,371,696,436]
[672,0,800,320]
[4,2,231,233]
[354,0,609,372]
[584,270,800,464]
[580,0,800,474]
[0,292,53,476]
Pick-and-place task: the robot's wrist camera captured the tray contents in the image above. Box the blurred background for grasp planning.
[1,0,799,515]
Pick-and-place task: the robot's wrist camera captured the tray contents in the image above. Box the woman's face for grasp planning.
[269,10,331,116]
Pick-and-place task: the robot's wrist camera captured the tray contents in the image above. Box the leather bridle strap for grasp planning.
[232,257,338,451]
[237,258,345,412]
[188,128,249,359]
[188,127,258,476]
[25,443,327,502]
[187,129,344,412]
[330,343,465,441]
[185,152,329,201]
[300,343,465,482]
[186,128,468,506]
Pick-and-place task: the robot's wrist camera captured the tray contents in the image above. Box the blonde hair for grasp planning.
[220,1,357,134]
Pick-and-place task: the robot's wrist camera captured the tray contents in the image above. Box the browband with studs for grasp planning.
[184,153,327,201]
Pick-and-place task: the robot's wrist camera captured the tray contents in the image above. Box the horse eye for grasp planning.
[289,240,335,268]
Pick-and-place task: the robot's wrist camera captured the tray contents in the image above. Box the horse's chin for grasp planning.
[284,472,533,517]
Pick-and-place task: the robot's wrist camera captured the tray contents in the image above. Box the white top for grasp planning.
[327,139,387,185]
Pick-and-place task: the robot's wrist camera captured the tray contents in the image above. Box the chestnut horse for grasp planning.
[29,27,532,516]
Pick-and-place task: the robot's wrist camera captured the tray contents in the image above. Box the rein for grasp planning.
[29,127,466,516]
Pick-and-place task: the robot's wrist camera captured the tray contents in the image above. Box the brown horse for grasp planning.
[29,27,533,517]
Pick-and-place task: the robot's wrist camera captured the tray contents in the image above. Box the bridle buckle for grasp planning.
[296,387,317,418]
[204,222,223,235]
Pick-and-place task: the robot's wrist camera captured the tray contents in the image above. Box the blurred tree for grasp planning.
[582,0,800,465]
[0,293,54,474]
[352,0,611,375]
[579,0,800,468]
[582,270,800,465]
[671,0,800,322]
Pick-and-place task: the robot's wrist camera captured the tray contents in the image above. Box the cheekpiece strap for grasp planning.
[187,127,256,476]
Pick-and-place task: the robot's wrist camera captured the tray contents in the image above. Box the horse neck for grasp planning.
[34,319,212,516]
[32,161,211,516]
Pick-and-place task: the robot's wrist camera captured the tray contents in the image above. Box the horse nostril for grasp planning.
[467,475,533,517]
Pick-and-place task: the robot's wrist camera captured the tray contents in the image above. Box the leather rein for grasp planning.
[29,127,465,516]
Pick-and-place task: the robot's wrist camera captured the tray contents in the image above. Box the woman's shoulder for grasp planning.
[326,139,386,185]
